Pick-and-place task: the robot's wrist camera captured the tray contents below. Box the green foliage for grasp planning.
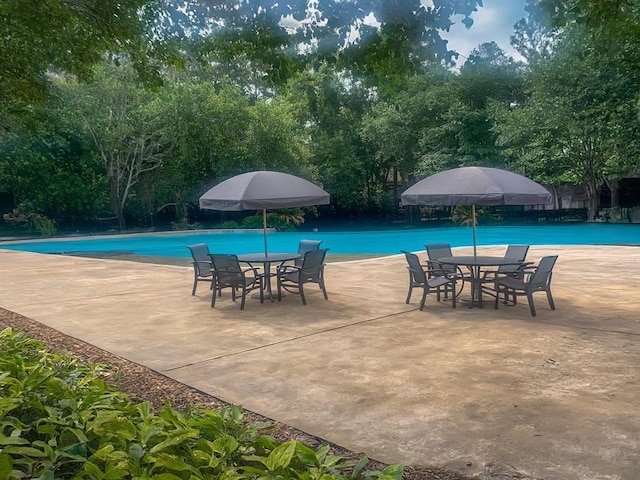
[216,221,241,229]
[2,203,56,236]
[243,209,305,232]
[0,328,403,480]
[0,0,158,105]
[492,23,640,219]
[452,206,501,226]
[31,216,57,237]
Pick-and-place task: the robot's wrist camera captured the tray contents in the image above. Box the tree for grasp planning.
[284,67,384,214]
[493,27,640,220]
[167,0,484,89]
[59,64,173,230]
[0,0,160,106]
[0,100,108,223]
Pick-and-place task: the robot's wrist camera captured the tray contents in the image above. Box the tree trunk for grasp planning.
[392,167,399,219]
[604,176,620,209]
[584,180,599,221]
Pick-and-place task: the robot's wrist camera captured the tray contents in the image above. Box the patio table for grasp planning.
[237,252,301,301]
[438,256,526,308]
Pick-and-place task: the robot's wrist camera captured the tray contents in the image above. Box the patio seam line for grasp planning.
[161,307,419,373]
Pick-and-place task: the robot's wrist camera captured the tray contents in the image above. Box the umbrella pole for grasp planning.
[472,205,477,258]
[262,209,269,256]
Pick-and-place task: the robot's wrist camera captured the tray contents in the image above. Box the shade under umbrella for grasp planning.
[401,167,552,256]
[199,171,330,255]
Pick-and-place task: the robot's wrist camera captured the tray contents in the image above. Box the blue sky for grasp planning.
[442,0,528,64]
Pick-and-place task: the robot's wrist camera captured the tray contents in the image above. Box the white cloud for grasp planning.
[442,0,528,64]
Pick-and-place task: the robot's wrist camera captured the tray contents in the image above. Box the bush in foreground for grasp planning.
[0,327,403,480]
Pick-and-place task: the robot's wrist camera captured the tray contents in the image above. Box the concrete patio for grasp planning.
[0,245,639,480]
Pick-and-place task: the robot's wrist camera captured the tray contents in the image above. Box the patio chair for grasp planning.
[187,243,214,296]
[424,243,466,296]
[276,248,329,305]
[493,255,558,317]
[209,254,263,310]
[295,239,323,267]
[401,250,457,310]
[483,245,531,280]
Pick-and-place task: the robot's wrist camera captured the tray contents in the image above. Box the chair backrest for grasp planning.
[188,243,211,275]
[299,248,328,280]
[529,255,558,290]
[425,243,453,261]
[504,244,529,261]
[499,244,530,273]
[296,240,322,266]
[188,243,210,262]
[401,250,427,284]
[209,254,243,284]
[425,243,456,274]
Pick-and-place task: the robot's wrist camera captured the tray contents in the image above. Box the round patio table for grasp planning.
[438,256,526,308]
[237,252,301,301]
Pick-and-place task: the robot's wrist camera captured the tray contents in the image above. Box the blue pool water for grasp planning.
[1,224,639,259]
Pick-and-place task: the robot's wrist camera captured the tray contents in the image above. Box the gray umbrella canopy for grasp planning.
[199,171,330,255]
[401,167,552,256]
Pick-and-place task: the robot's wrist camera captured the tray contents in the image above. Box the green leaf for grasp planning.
[294,442,318,466]
[149,430,198,454]
[152,453,191,471]
[211,434,239,457]
[128,443,145,461]
[0,434,28,446]
[379,463,405,480]
[33,470,54,480]
[351,456,369,479]
[0,454,13,480]
[152,474,184,480]
[81,461,105,479]
[91,444,115,461]
[1,446,47,457]
[264,442,295,472]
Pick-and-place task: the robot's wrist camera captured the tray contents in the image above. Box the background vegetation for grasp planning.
[1,0,639,234]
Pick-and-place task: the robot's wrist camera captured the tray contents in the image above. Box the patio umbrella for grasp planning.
[401,166,552,257]
[199,170,330,255]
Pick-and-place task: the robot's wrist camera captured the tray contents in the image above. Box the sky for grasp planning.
[441,0,529,64]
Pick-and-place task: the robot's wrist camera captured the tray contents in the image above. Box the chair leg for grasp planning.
[277,277,283,302]
[419,287,428,311]
[240,285,247,310]
[406,285,413,304]
[299,283,307,305]
[546,289,556,310]
[192,274,198,296]
[319,278,328,300]
[211,279,218,308]
[494,287,501,310]
[527,292,537,317]
[451,282,456,308]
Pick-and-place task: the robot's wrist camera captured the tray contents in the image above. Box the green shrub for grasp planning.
[0,328,404,480]
[32,215,57,236]
[242,208,306,232]
[216,220,241,229]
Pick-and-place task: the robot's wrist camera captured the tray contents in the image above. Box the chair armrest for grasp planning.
[194,260,213,273]
[277,265,300,275]
[424,260,459,279]
[242,266,261,277]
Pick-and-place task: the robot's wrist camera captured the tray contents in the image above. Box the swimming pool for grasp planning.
[1,224,639,259]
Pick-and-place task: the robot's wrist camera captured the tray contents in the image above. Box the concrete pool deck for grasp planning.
[0,245,639,480]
